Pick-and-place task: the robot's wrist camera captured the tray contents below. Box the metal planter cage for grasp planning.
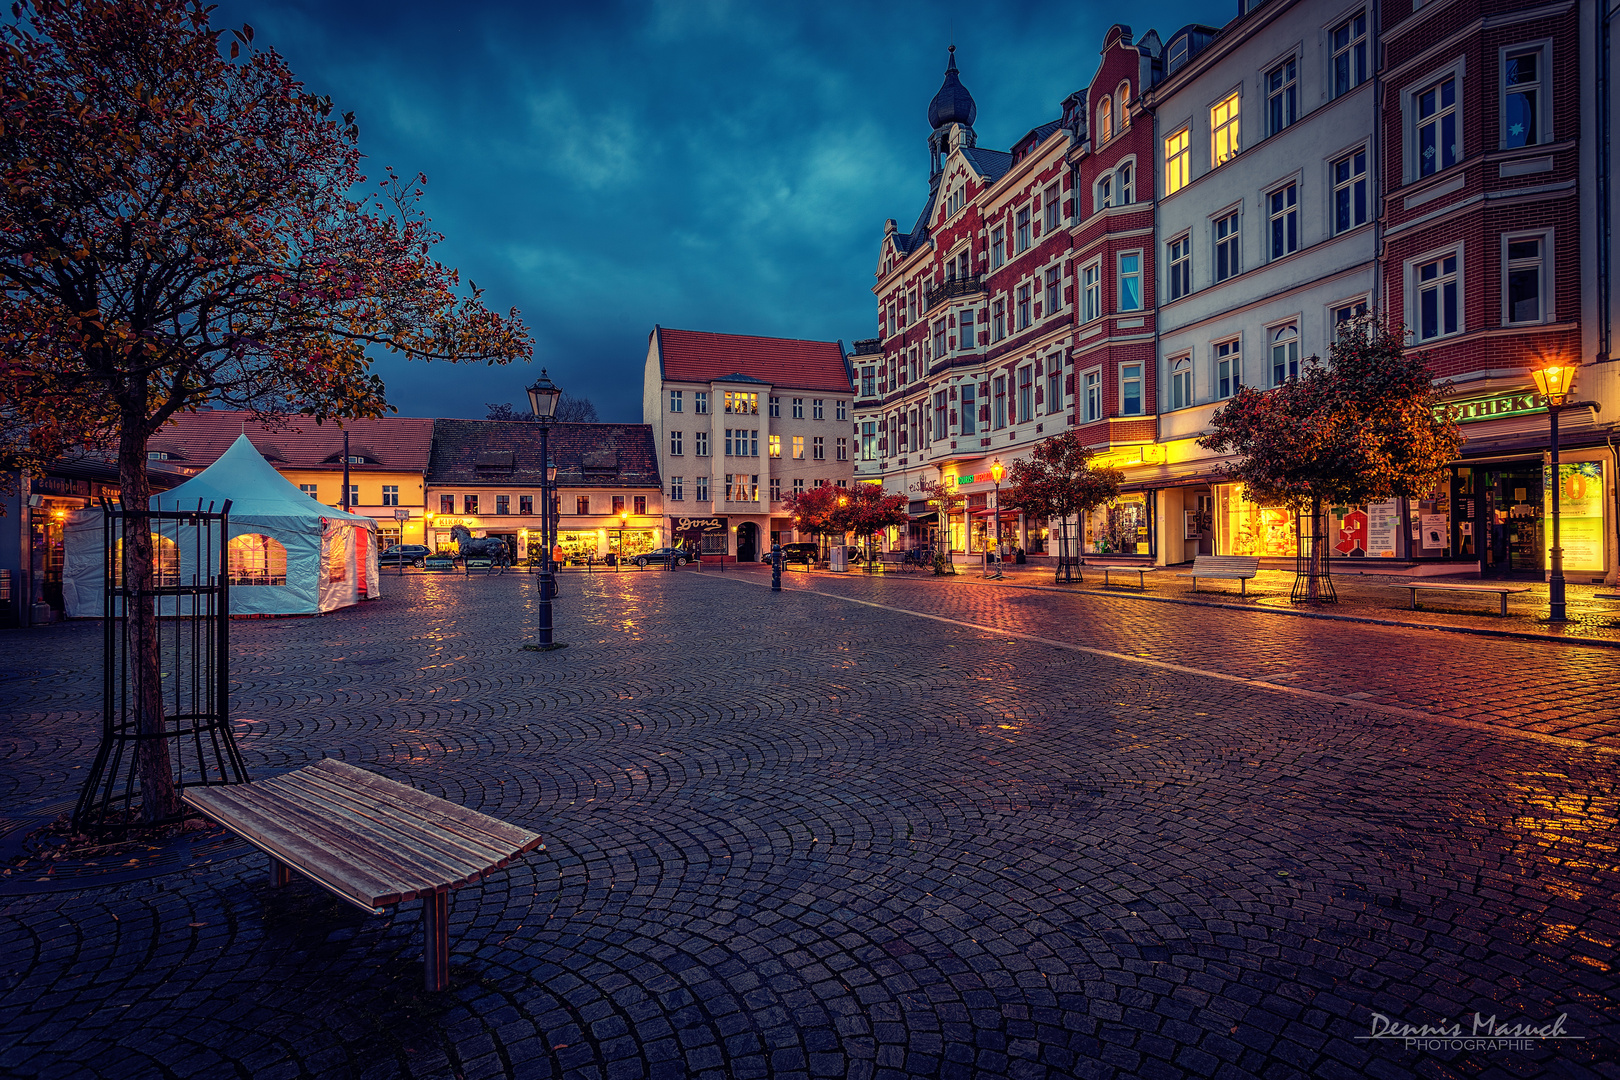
[73,499,250,833]
[1291,502,1338,604]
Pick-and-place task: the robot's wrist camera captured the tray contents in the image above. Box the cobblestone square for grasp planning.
[1,568,1616,1079]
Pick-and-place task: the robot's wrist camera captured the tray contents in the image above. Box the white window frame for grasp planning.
[1213,206,1241,282]
[1044,358,1063,416]
[1331,10,1369,98]
[1169,356,1193,410]
[1501,230,1553,326]
[1408,244,1464,342]
[1042,183,1061,232]
[1017,282,1032,330]
[1330,296,1371,345]
[1214,337,1242,399]
[1167,233,1192,300]
[1044,265,1061,315]
[1117,250,1143,312]
[1117,160,1134,206]
[1265,54,1298,137]
[1500,41,1552,149]
[1211,89,1242,167]
[1117,81,1132,130]
[1017,364,1034,424]
[1082,368,1103,422]
[669,476,684,501]
[991,226,1006,269]
[670,430,683,456]
[1268,321,1301,386]
[1403,59,1465,183]
[1164,127,1191,196]
[1266,180,1299,260]
[1120,363,1144,416]
[1331,146,1369,235]
[958,307,976,351]
[1095,173,1114,213]
[1081,260,1102,321]
[1016,206,1032,252]
[1096,94,1114,144]
[669,389,683,413]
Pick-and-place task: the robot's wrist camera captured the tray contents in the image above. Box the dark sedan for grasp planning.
[777,543,820,565]
[379,544,431,567]
[630,547,692,567]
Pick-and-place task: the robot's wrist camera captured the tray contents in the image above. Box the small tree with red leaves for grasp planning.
[1003,431,1122,583]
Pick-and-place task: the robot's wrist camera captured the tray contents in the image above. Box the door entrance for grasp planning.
[1480,463,1544,578]
[736,522,759,562]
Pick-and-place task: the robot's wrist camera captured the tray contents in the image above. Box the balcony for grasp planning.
[923,274,984,313]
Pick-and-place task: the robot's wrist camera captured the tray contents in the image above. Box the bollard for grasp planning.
[771,543,782,592]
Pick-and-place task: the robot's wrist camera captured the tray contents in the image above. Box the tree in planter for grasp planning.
[1198,316,1462,602]
[0,0,531,821]
[912,478,963,575]
[1002,431,1122,583]
[782,484,842,560]
[829,483,908,565]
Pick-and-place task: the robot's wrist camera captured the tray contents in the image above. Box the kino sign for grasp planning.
[1433,390,1548,425]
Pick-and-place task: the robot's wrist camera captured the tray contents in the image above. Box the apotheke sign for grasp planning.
[1434,390,1547,425]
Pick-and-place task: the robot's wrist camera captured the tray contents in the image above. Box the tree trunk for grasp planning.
[1307,496,1326,603]
[118,412,179,822]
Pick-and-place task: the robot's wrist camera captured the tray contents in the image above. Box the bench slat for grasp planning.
[183,786,401,910]
[279,770,530,873]
[248,779,506,890]
[297,761,540,855]
[1394,584,1531,594]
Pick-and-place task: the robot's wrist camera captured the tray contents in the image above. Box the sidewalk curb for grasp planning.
[777,566,1620,650]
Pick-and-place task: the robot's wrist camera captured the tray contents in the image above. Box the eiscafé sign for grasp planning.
[1433,390,1548,425]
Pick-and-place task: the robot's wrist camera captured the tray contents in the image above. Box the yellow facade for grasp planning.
[273,468,428,547]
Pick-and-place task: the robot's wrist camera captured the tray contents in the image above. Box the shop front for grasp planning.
[671,515,728,557]
[1083,492,1154,559]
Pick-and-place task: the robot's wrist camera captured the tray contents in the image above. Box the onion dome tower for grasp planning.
[928,46,977,177]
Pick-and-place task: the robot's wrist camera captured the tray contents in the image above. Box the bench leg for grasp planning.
[1501,594,1508,617]
[1240,578,1246,597]
[423,890,450,992]
[268,856,291,889]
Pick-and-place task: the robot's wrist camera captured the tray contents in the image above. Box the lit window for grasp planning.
[1415,252,1460,340]
[769,434,781,458]
[1117,81,1131,128]
[1332,13,1368,97]
[1211,92,1241,167]
[793,435,805,460]
[1164,128,1190,195]
[1332,150,1368,233]
[1096,95,1113,143]
[1270,323,1300,386]
[228,534,288,586]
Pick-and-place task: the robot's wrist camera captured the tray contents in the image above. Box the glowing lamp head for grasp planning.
[620,511,629,525]
[1529,364,1574,405]
[990,459,1005,484]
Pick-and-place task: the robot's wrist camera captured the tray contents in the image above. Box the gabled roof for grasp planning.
[148,411,435,474]
[655,327,854,394]
[960,147,1013,182]
[428,421,661,489]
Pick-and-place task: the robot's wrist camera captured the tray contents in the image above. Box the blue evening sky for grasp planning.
[214,0,1223,423]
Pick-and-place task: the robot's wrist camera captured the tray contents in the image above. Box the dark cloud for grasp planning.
[212,0,1218,421]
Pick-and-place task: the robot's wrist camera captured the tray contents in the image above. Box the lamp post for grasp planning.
[1528,365,1602,621]
[618,510,628,571]
[524,369,565,650]
[990,459,1005,580]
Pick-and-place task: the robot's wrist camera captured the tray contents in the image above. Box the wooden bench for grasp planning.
[1392,582,1532,616]
[1176,555,1261,596]
[183,758,545,991]
[1090,564,1157,589]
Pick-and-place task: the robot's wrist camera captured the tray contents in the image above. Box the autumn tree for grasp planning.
[828,483,908,564]
[782,484,842,558]
[1002,432,1123,583]
[1199,317,1462,601]
[0,0,531,820]
[912,477,963,575]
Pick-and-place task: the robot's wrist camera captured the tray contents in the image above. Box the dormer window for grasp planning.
[1096,95,1113,143]
[345,455,365,464]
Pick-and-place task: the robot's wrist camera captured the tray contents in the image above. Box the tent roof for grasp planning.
[151,434,373,527]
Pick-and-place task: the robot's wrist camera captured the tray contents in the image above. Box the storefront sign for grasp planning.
[1433,391,1546,425]
[431,516,479,527]
[33,475,91,497]
[1365,499,1399,558]
[673,516,725,533]
[1335,509,1368,556]
[1548,462,1606,572]
[1420,513,1448,549]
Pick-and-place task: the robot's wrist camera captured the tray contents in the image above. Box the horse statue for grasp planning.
[450,524,510,562]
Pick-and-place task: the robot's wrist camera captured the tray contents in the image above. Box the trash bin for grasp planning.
[829,546,848,573]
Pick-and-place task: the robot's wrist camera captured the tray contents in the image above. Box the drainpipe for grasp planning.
[1370,1,1384,321]
[1599,0,1614,360]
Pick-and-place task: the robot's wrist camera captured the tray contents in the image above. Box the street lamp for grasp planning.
[618,510,628,571]
[989,459,1005,580]
[525,370,566,650]
[1528,364,1602,621]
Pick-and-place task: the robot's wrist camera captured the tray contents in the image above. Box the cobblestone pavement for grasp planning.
[1,569,1616,1080]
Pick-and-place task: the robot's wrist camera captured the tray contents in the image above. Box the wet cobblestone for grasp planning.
[0,569,1615,1079]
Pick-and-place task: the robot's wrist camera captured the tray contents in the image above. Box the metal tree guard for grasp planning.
[1290,501,1337,604]
[74,499,250,833]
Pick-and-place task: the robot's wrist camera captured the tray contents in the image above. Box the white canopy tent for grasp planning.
[63,434,381,617]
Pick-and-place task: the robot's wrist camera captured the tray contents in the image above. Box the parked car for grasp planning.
[379,544,431,568]
[778,543,820,565]
[630,547,692,567]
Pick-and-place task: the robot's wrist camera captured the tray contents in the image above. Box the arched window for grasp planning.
[1270,323,1300,386]
[228,533,288,586]
[1117,163,1133,205]
[1170,357,1193,410]
[1117,81,1132,129]
[1096,95,1113,143]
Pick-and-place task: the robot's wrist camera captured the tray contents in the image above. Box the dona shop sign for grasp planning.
[672,516,726,534]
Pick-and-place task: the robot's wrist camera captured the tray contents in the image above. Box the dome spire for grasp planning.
[927,46,976,131]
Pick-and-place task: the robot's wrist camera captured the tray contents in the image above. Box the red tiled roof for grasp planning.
[147,411,435,474]
[655,327,854,394]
